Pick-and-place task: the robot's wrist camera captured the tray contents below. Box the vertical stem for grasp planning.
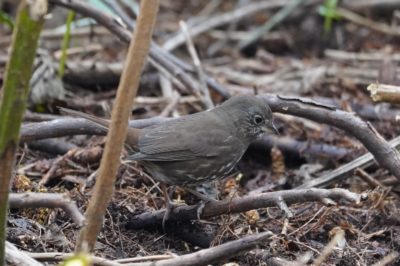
[0,0,45,263]
[75,0,160,252]
[58,10,75,78]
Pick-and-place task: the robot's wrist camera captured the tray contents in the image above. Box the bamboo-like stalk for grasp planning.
[74,0,160,252]
[58,10,75,78]
[0,0,46,263]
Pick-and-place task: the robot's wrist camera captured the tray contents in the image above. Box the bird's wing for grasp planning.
[130,117,239,161]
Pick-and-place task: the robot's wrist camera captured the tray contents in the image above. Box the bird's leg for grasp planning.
[161,182,173,231]
[160,183,185,231]
[184,188,218,220]
[185,188,218,203]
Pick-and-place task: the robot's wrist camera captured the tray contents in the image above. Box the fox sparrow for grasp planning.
[61,95,277,225]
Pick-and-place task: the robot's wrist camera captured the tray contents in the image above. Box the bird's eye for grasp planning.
[253,115,263,125]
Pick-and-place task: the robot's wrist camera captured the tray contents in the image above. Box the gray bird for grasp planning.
[61,94,277,226]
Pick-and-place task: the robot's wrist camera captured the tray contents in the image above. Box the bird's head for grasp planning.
[220,94,278,141]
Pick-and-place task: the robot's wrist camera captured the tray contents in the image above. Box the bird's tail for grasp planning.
[59,107,140,148]
[59,107,110,130]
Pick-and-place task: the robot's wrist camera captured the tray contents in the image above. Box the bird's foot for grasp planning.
[195,201,206,220]
[183,188,219,220]
[185,188,218,203]
[162,200,186,232]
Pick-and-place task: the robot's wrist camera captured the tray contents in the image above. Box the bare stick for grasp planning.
[180,20,214,109]
[5,241,43,266]
[126,188,363,229]
[325,49,400,63]
[28,252,121,266]
[337,7,400,36]
[8,193,84,226]
[261,94,400,182]
[371,252,399,266]
[297,136,400,189]
[367,83,400,104]
[75,0,160,252]
[313,228,345,266]
[276,196,293,218]
[355,168,386,189]
[115,255,175,264]
[238,0,303,50]
[127,231,273,266]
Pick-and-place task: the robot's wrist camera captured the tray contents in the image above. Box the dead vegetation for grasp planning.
[1,0,400,265]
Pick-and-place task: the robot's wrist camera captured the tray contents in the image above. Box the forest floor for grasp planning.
[2,0,400,265]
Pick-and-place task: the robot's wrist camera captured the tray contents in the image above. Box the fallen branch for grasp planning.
[261,94,400,181]
[9,193,84,226]
[367,83,400,104]
[28,252,121,266]
[128,231,273,266]
[297,135,400,189]
[324,49,400,63]
[126,188,363,229]
[313,228,345,266]
[5,241,43,266]
[27,139,77,155]
[27,232,273,266]
[371,251,399,266]
[253,135,354,160]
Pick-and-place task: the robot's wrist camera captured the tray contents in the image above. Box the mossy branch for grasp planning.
[0,0,45,263]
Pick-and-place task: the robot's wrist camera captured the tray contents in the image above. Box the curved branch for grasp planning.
[9,193,84,226]
[6,241,43,266]
[260,94,400,181]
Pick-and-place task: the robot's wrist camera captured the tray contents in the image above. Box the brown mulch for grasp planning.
[2,0,400,265]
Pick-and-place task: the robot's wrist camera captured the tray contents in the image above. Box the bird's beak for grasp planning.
[262,122,279,135]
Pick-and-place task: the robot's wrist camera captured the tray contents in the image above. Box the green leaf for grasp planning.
[0,10,14,30]
[318,0,341,34]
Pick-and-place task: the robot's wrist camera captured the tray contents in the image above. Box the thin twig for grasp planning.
[337,7,400,36]
[297,135,400,189]
[238,0,303,50]
[371,252,399,266]
[126,231,273,266]
[28,252,121,266]
[313,228,345,266]
[5,241,43,266]
[180,20,214,109]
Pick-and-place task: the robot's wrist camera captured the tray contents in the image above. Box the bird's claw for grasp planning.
[162,200,186,232]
